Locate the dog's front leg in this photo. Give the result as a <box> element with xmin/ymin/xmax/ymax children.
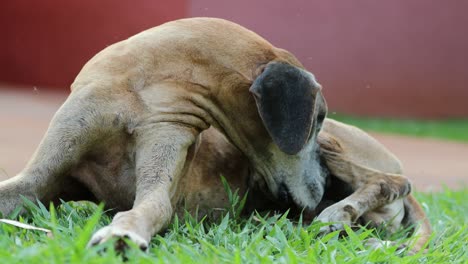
<box><xmin>88</xmin><ymin>124</ymin><xmax>196</xmax><ymax>250</ymax></box>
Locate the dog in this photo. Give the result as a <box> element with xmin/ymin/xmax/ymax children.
<box><xmin>0</xmin><ymin>17</ymin><xmax>430</xmax><ymax>252</ymax></box>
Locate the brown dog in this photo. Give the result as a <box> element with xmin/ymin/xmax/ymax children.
<box><xmin>0</xmin><ymin>18</ymin><xmax>430</xmax><ymax>252</ymax></box>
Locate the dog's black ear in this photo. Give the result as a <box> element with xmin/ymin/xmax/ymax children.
<box><xmin>250</xmin><ymin>62</ymin><xmax>319</xmax><ymax>155</ymax></box>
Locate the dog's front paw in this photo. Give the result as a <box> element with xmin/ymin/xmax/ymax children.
<box><xmin>316</xmin><ymin>202</ymin><xmax>358</xmax><ymax>235</ymax></box>
<box><xmin>88</xmin><ymin>225</ymin><xmax>149</xmax><ymax>252</ymax></box>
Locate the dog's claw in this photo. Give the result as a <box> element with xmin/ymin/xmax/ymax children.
<box><xmin>316</xmin><ymin>202</ymin><xmax>356</xmax><ymax>236</ymax></box>
<box><xmin>88</xmin><ymin>225</ymin><xmax>149</xmax><ymax>252</ymax></box>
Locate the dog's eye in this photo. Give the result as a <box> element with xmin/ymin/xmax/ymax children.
<box><xmin>307</xmin><ymin>111</ymin><xmax>326</xmax><ymax>141</ymax></box>
<box><xmin>317</xmin><ymin>111</ymin><xmax>326</xmax><ymax>125</ymax></box>
<box><xmin>315</xmin><ymin>111</ymin><xmax>326</xmax><ymax>132</ymax></box>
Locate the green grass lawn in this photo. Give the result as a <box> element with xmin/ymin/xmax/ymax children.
<box><xmin>0</xmin><ymin>188</ymin><xmax>466</xmax><ymax>263</ymax></box>
<box><xmin>1</xmin><ymin>117</ymin><xmax>466</xmax><ymax>263</ymax></box>
<box><xmin>330</xmin><ymin>114</ymin><xmax>468</xmax><ymax>142</ymax></box>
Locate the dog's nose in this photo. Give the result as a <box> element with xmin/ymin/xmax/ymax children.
<box><xmin>278</xmin><ymin>182</ymin><xmax>292</xmax><ymax>205</ymax></box>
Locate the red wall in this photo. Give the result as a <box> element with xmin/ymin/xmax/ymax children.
<box><xmin>191</xmin><ymin>0</ymin><xmax>468</xmax><ymax>118</ymax></box>
<box><xmin>0</xmin><ymin>0</ymin><xmax>187</xmax><ymax>88</ymax></box>
<box><xmin>1</xmin><ymin>1</ymin><xmax>467</xmax><ymax>118</ymax></box>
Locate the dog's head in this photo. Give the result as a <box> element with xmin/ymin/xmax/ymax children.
<box><xmin>245</xmin><ymin>60</ymin><xmax>328</xmax><ymax>210</ymax></box>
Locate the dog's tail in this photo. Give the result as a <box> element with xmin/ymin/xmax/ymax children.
<box><xmin>401</xmin><ymin>194</ymin><xmax>432</xmax><ymax>253</ymax></box>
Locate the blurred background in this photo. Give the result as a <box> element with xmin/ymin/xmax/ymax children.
<box><xmin>1</xmin><ymin>0</ymin><xmax>467</xmax><ymax>190</ymax></box>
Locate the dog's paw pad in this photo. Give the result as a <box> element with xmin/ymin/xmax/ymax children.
<box><xmin>88</xmin><ymin>225</ymin><xmax>149</xmax><ymax>252</ymax></box>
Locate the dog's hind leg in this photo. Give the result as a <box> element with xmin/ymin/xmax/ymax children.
<box><xmin>0</xmin><ymin>90</ymin><xmax>118</xmax><ymax>216</ymax></box>
<box><xmin>316</xmin><ymin>133</ymin><xmax>411</xmax><ymax>227</ymax></box>
<box><xmin>315</xmin><ymin>163</ymin><xmax>411</xmax><ymax>234</ymax></box>
<box><xmin>317</xmin><ymin>133</ymin><xmax>431</xmax><ymax>253</ymax></box>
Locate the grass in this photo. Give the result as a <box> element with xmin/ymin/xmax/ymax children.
<box><xmin>330</xmin><ymin>113</ymin><xmax>468</xmax><ymax>142</ymax></box>
<box><xmin>1</xmin><ymin>117</ymin><xmax>466</xmax><ymax>263</ymax></box>
<box><xmin>0</xmin><ymin>188</ymin><xmax>467</xmax><ymax>263</ymax></box>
